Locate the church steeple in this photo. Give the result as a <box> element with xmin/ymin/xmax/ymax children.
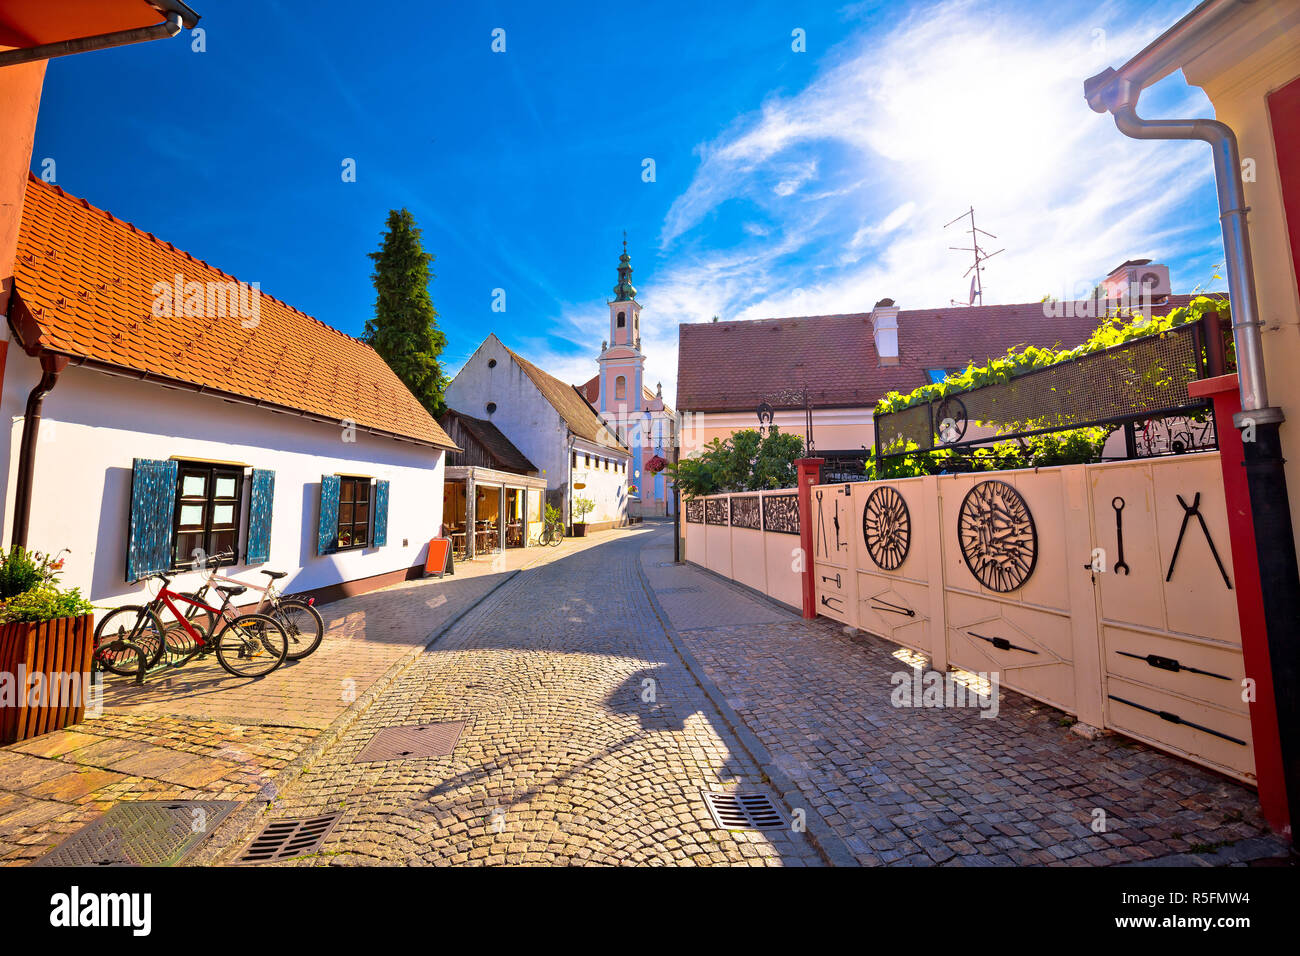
<box><xmin>613</xmin><ymin>233</ymin><xmax>638</xmax><ymax>302</ymax></box>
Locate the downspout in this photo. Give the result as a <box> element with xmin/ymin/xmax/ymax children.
<box><xmin>0</xmin><ymin>6</ymin><xmax>199</xmax><ymax>68</ymax></box>
<box><xmin>1087</xmin><ymin>0</ymin><xmax>1300</xmax><ymax>838</ymax></box>
<box><xmin>11</xmin><ymin>352</ymin><xmax>68</xmax><ymax>548</ymax></box>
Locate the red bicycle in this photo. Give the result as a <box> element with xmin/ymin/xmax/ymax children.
<box><xmin>94</xmin><ymin>570</ymin><xmax>288</xmax><ymax>678</ymax></box>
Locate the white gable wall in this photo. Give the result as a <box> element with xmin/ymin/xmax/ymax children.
<box><xmin>0</xmin><ymin>350</ymin><xmax>445</xmax><ymax>611</ymax></box>
<box><xmin>445</xmin><ymin>335</ymin><xmax>570</xmax><ymax>498</ymax></box>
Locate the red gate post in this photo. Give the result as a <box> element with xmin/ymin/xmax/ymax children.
<box><xmin>1189</xmin><ymin>373</ymin><xmax>1290</xmax><ymax>833</ymax></box>
<box><xmin>796</xmin><ymin>457</ymin><xmax>824</xmax><ymax>620</ymax></box>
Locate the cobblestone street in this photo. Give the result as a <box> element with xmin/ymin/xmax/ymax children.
<box><xmin>229</xmin><ymin>522</ymin><xmax>1284</xmax><ymax>867</ymax></box>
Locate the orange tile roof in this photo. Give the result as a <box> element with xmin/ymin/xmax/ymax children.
<box><xmin>10</xmin><ymin>176</ymin><xmax>456</xmax><ymax>450</ymax></box>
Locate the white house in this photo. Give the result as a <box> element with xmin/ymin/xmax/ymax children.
<box><xmin>445</xmin><ymin>334</ymin><xmax>631</xmax><ymax>531</ymax></box>
<box><xmin>0</xmin><ymin>176</ymin><xmax>458</xmax><ymax>610</ymax></box>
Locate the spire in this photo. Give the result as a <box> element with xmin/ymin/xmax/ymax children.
<box><xmin>613</xmin><ymin>231</ymin><xmax>638</xmax><ymax>302</ymax></box>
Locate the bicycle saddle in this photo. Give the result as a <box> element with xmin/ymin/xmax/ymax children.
<box><xmin>215</xmin><ymin>584</ymin><xmax>247</xmax><ymax>597</ymax></box>
<box><xmin>259</xmin><ymin>570</ymin><xmax>287</xmax><ymax>580</ymax></box>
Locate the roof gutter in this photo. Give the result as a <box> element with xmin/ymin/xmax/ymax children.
<box><xmin>1084</xmin><ymin>0</ymin><xmax>1272</xmax><ymax>419</ymax></box>
<box><xmin>0</xmin><ymin>3</ymin><xmax>200</xmax><ymax>68</ymax></box>
<box><xmin>1087</xmin><ymin>0</ymin><xmax>1300</xmax><ymax>839</ymax></box>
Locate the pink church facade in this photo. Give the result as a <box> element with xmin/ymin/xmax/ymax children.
<box><xmin>580</xmin><ymin>242</ymin><xmax>676</xmax><ymax>518</ymax></box>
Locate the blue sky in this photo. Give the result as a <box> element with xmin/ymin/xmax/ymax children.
<box><xmin>31</xmin><ymin>0</ymin><xmax>1224</xmax><ymax>402</ymax></box>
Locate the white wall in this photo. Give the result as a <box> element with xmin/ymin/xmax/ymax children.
<box><xmin>0</xmin><ymin>350</ymin><xmax>444</xmax><ymax>610</ymax></box>
<box><xmin>445</xmin><ymin>336</ymin><xmax>570</xmax><ymax>496</ymax></box>
<box><xmin>571</xmin><ymin>437</ymin><xmax>630</xmax><ymax>525</ymax></box>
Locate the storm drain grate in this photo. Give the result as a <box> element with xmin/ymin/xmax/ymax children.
<box><xmin>354</xmin><ymin>720</ymin><xmax>466</xmax><ymax>762</ymax></box>
<box><xmin>35</xmin><ymin>800</ymin><xmax>238</xmax><ymax>867</ymax></box>
<box><xmin>703</xmin><ymin>791</ymin><xmax>786</xmax><ymax>831</ymax></box>
<box><xmin>656</xmin><ymin>586</ymin><xmax>702</xmax><ymax>595</ymax></box>
<box><xmin>239</xmin><ymin>813</ymin><xmax>342</xmax><ymax>863</ymax></box>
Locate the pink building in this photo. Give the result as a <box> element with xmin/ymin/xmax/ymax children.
<box><xmin>579</xmin><ymin>241</ymin><xmax>676</xmax><ymax>518</ymax></box>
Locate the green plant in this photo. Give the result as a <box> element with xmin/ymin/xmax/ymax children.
<box><xmin>544</xmin><ymin>503</ymin><xmax>564</xmax><ymax>527</ymax></box>
<box><xmin>572</xmin><ymin>497</ymin><xmax>595</xmax><ymax>522</ymax></box>
<box><xmin>0</xmin><ymin>585</ymin><xmax>94</xmax><ymax>623</ymax></box>
<box><xmin>0</xmin><ymin>547</ymin><xmax>66</xmax><ymax>599</ymax></box>
<box><xmin>667</xmin><ymin>427</ymin><xmax>804</xmax><ymax>497</ymax></box>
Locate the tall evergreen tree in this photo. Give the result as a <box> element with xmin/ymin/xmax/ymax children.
<box><xmin>365</xmin><ymin>208</ymin><xmax>448</xmax><ymax>416</ymax></box>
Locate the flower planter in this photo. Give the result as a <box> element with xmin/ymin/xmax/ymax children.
<box><xmin>571</xmin><ymin>523</ymin><xmax>588</xmax><ymax>538</ymax></box>
<box><xmin>0</xmin><ymin>613</ymin><xmax>95</xmax><ymax>745</ymax></box>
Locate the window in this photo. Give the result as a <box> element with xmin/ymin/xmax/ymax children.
<box><xmin>572</xmin><ymin>452</ymin><xmax>578</xmax><ymax>467</ymax></box>
<box><xmin>615</xmin><ymin>375</ymin><xmax>626</xmax><ymax>400</ymax></box>
<box><xmin>617</xmin><ymin>311</ymin><xmax>626</xmax><ymax>328</ymax></box>
<box><xmin>173</xmin><ymin>462</ymin><xmax>242</xmax><ymax>567</ymax></box>
<box><xmin>926</xmin><ymin>369</ymin><xmax>949</xmax><ymax>384</ymax></box>
<box><xmin>486</xmin><ymin>402</ymin><xmax>497</xmax><ymax>414</ymax></box>
<box><xmin>488</xmin><ymin>358</ymin><xmax>497</xmax><ymax>368</ymax></box>
<box><xmin>585</xmin><ymin>454</ymin><xmax>590</xmax><ymax>466</ymax></box>
<box><xmin>337</xmin><ymin>477</ymin><xmax>371</xmax><ymax>549</ymax></box>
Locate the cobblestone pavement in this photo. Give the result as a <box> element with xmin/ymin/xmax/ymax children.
<box><xmin>0</xmin><ymin>530</ymin><xmax>633</xmax><ymax>865</ymax></box>
<box><xmin>641</xmin><ymin>534</ymin><xmax>1289</xmax><ymax>867</ymax></box>
<box><xmin>249</xmin><ymin>524</ymin><xmax>823</xmax><ymax>866</ymax></box>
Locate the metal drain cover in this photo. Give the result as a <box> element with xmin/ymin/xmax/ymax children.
<box><xmin>703</xmin><ymin>791</ymin><xmax>785</xmax><ymax>831</ymax></box>
<box><xmin>354</xmin><ymin>721</ymin><xmax>465</xmax><ymax>762</ymax></box>
<box><xmin>239</xmin><ymin>813</ymin><xmax>342</xmax><ymax>864</ymax></box>
<box><xmin>657</xmin><ymin>586</ymin><xmax>702</xmax><ymax>595</ymax></box>
<box><xmin>35</xmin><ymin>800</ymin><xmax>238</xmax><ymax>867</ymax></box>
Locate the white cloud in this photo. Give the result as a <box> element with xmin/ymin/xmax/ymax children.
<box><xmin>511</xmin><ymin>0</ymin><xmax>1222</xmax><ymax>406</ymax></box>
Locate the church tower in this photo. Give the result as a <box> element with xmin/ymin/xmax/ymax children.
<box><xmin>597</xmin><ymin>237</ymin><xmax>645</xmax><ymax>422</ymax></box>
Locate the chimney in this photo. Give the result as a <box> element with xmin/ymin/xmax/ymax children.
<box><xmin>870</xmin><ymin>298</ymin><xmax>900</xmax><ymax>366</ymax></box>
<box><xmin>1101</xmin><ymin>259</ymin><xmax>1171</xmax><ymax>306</ymax></box>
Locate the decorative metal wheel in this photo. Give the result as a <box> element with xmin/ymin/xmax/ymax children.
<box><xmin>957</xmin><ymin>479</ymin><xmax>1037</xmax><ymax>592</ymax></box>
<box><xmin>862</xmin><ymin>486</ymin><xmax>911</xmax><ymax>571</ymax></box>
<box><xmin>935</xmin><ymin>396</ymin><xmax>968</xmax><ymax>445</ymax></box>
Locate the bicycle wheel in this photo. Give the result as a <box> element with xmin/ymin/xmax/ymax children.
<box><xmin>273</xmin><ymin>599</ymin><xmax>324</xmax><ymax>661</ymax></box>
<box><xmin>172</xmin><ymin>593</ymin><xmax>215</xmax><ymax>641</ymax></box>
<box><xmin>214</xmin><ymin>612</ymin><xmax>287</xmax><ymax>678</ymax></box>
<box><xmin>94</xmin><ymin>606</ymin><xmax>165</xmax><ymax>676</ymax></box>
<box><xmin>548</xmin><ymin>524</ymin><xmax>563</xmax><ymax>547</ymax></box>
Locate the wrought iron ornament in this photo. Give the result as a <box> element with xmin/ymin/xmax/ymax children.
<box><xmin>762</xmin><ymin>494</ymin><xmax>800</xmax><ymax>535</ymax></box>
<box><xmin>685</xmin><ymin>499</ymin><xmax>704</xmax><ymax>524</ymax></box>
<box><xmin>935</xmin><ymin>396</ymin><xmax>968</xmax><ymax>445</ymax></box>
<box><xmin>862</xmin><ymin>485</ymin><xmax>911</xmax><ymax>570</ymax></box>
<box><xmin>1165</xmin><ymin>492</ymin><xmax>1231</xmax><ymax>589</ymax></box>
<box><xmin>705</xmin><ymin>498</ymin><xmax>729</xmax><ymax>526</ymax></box>
<box><xmin>957</xmin><ymin>479</ymin><xmax>1038</xmax><ymax>592</ymax></box>
<box><xmin>1111</xmin><ymin>496</ymin><xmax>1130</xmax><ymax>575</ymax></box>
<box><xmin>730</xmin><ymin>495</ymin><xmax>761</xmax><ymax>530</ymax></box>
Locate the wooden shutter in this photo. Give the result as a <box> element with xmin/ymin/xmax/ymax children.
<box><xmin>245</xmin><ymin>469</ymin><xmax>275</xmax><ymax>564</ymax></box>
<box><xmin>126</xmin><ymin>458</ymin><xmax>178</xmax><ymax>581</ymax></box>
<box><xmin>373</xmin><ymin>479</ymin><xmax>390</xmax><ymax>547</ymax></box>
<box><xmin>317</xmin><ymin>475</ymin><xmax>340</xmax><ymax>555</ymax></box>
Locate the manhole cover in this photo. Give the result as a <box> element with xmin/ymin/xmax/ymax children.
<box><xmin>656</xmin><ymin>586</ymin><xmax>702</xmax><ymax>595</ymax></box>
<box><xmin>239</xmin><ymin>813</ymin><xmax>342</xmax><ymax>864</ymax></box>
<box><xmin>35</xmin><ymin>800</ymin><xmax>238</xmax><ymax>867</ymax></box>
<box><xmin>703</xmin><ymin>791</ymin><xmax>785</xmax><ymax>831</ymax></box>
<box><xmin>354</xmin><ymin>721</ymin><xmax>466</xmax><ymax>762</ymax></box>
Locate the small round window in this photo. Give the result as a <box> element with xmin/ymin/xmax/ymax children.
<box><xmin>488</xmin><ymin>358</ymin><xmax>497</xmax><ymax>368</ymax></box>
<box><xmin>486</xmin><ymin>402</ymin><xmax>497</xmax><ymax>414</ymax></box>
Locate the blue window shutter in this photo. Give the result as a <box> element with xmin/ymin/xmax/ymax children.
<box><xmin>126</xmin><ymin>458</ymin><xmax>178</xmax><ymax>581</ymax></box>
<box><xmin>373</xmin><ymin>480</ymin><xmax>390</xmax><ymax>547</ymax></box>
<box><xmin>245</xmin><ymin>469</ymin><xmax>275</xmax><ymax>564</ymax></box>
<box><xmin>317</xmin><ymin>475</ymin><xmax>340</xmax><ymax>555</ymax></box>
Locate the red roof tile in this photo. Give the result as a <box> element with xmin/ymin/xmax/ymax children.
<box><xmin>675</xmin><ymin>296</ymin><xmax>1198</xmax><ymax>412</ymax></box>
<box><xmin>11</xmin><ymin>176</ymin><xmax>456</xmax><ymax>450</ymax></box>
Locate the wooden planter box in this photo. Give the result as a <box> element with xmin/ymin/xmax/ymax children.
<box><xmin>0</xmin><ymin>613</ymin><xmax>95</xmax><ymax>745</ymax></box>
<box><xmin>571</xmin><ymin>523</ymin><xmax>588</xmax><ymax>538</ymax></box>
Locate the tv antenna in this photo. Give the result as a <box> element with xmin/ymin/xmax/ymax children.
<box><xmin>945</xmin><ymin>206</ymin><xmax>1004</xmax><ymax>306</ymax></box>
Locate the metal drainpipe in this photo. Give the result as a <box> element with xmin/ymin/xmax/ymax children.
<box><xmin>11</xmin><ymin>352</ymin><xmax>67</xmax><ymax>549</ymax></box>
<box><xmin>1087</xmin><ymin>17</ymin><xmax>1300</xmax><ymax>834</ymax></box>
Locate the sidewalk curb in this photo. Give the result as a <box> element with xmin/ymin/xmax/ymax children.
<box><xmin>192</xmin><ymin>566</ymin><xmax>524</xmax><ymax>866</ymax></box>
<box><xmin>635</xmin><ymin>531</ymin><xmax>860</xmax><ymax>868</ymax></box>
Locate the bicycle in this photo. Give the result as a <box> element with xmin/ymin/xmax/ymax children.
<box><xmin>538</xmin><ymin>513</ymin><xmax>566</xmax><ymax>548</ymax></box>
<box><xmin>94</xmin><ymin>571</ymin><xmax>288</xmax><ymax>678</ymax></box>
<box><xmin>178</xmin><ymin>557</ymin><xmax>324</xmax><ymax>661</ymax></box>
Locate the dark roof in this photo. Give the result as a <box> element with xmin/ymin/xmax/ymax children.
<box><xmin>675</xmin><ymin>296</ymin><xmax>1199</xmax><ymax>412</ymax></box>
<box><xmin>505</xmin><ymin>347</ymin><xmax>628</xmax><ymax>450</ymax></box>
<box><xmin>440</xmin><ymin>409</ymin><xmax>538</xmax><ymax>473</ymax></box>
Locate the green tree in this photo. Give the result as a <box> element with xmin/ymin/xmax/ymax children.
<box><xmin>365</xmin><ymin>209</ymin><xmax>448</xmax><ymax>416</ymax></box>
